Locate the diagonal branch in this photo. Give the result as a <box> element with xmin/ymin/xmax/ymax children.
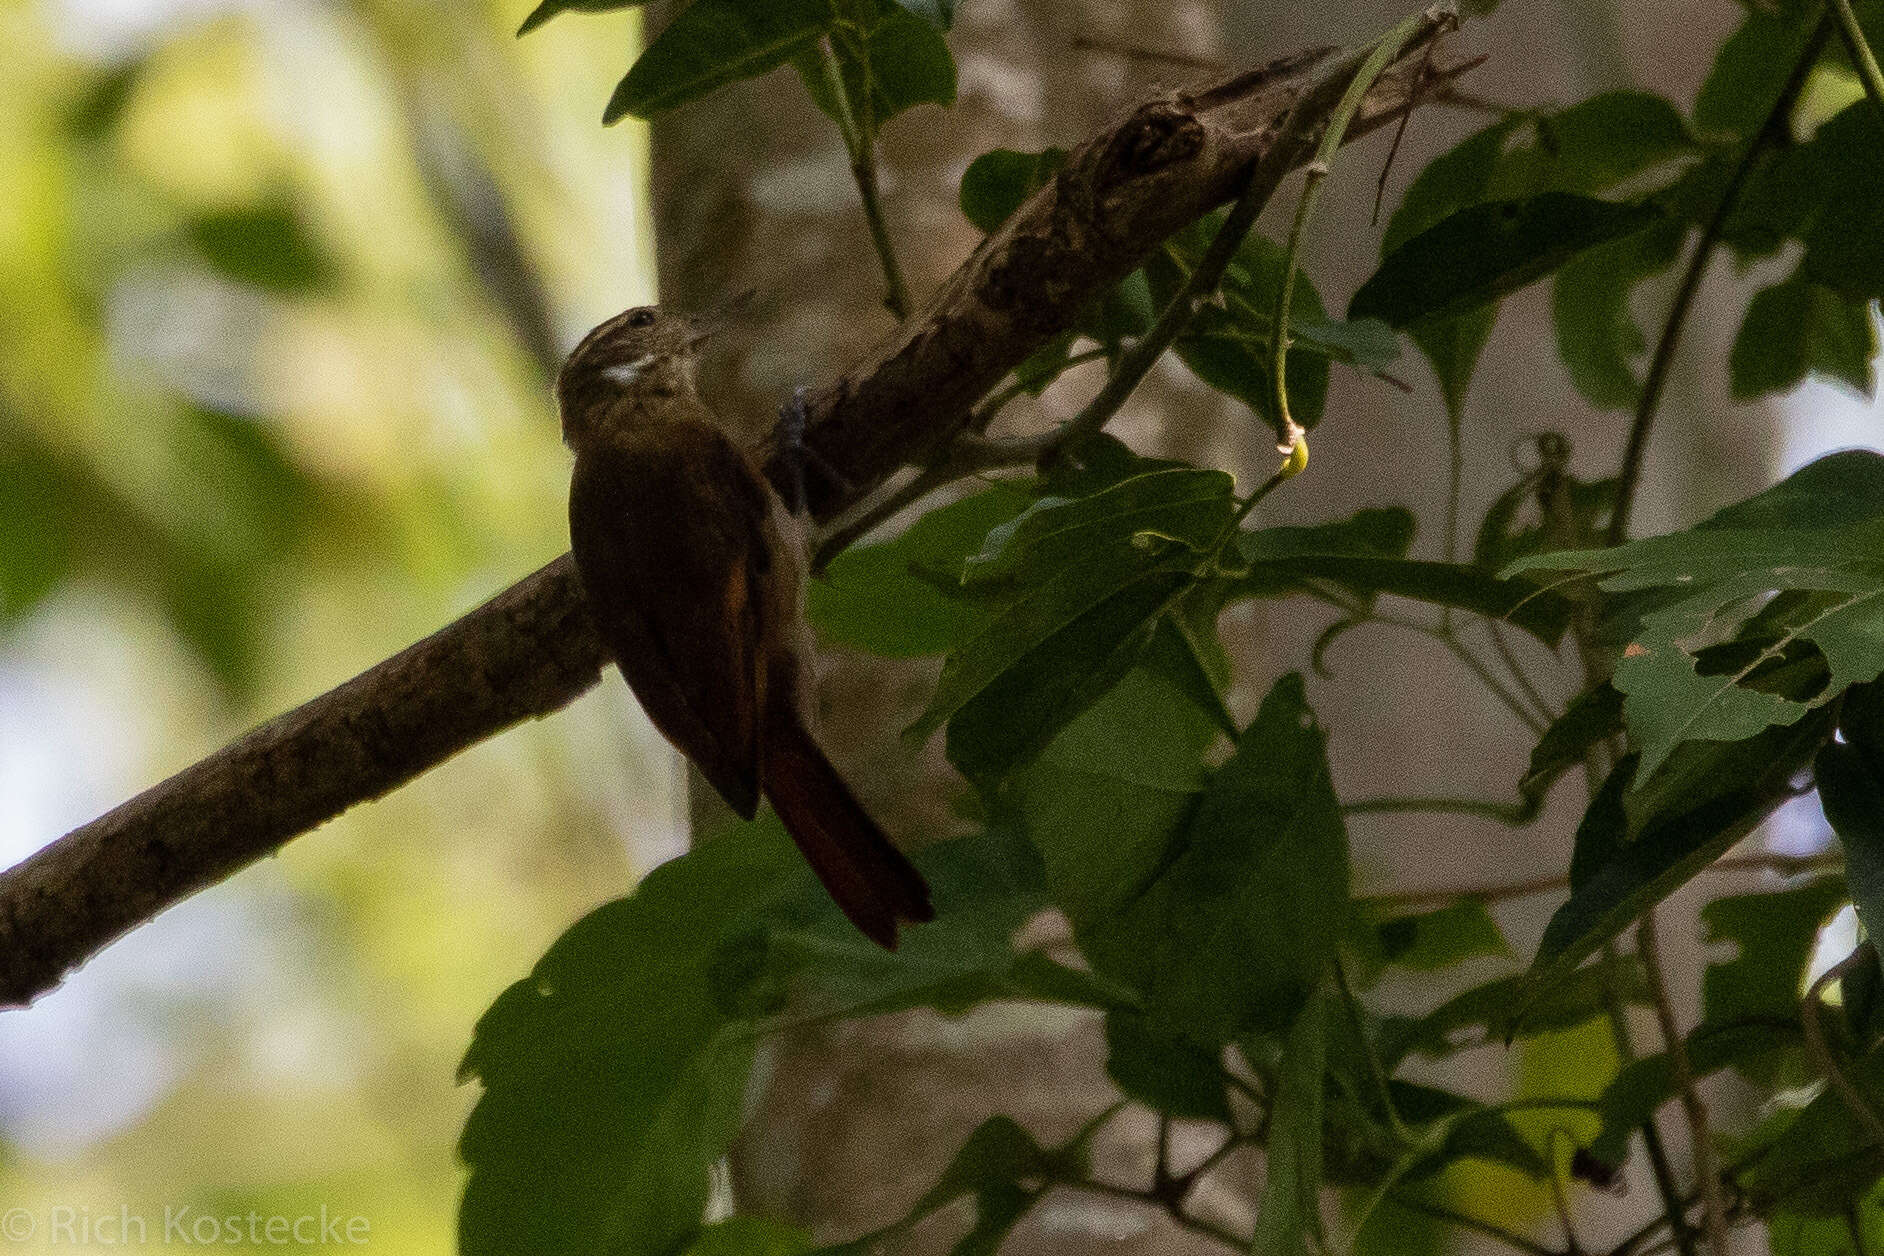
<box><xmin>0</xmin><ymin>15</ymin><xmax>1470</xmax><ymax>1010</ymax></box>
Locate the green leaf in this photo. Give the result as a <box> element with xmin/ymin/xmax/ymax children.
<box><xmin>1507</xmin><ymin>452</ymin><xmax>1884</xmax><ymax>776</ymax></box>
<box><xmin>516</xmin><ymin>0</ymin><xmax>646</xmax><ymax>37</ymax></box>
<box><xmin>1743</xmin><ymin>1046</ymin><xmax>1884</xmax><ymax>1214</ymax></box>
<box><xmin>1144</xmin><ymin>221</ymin><xmax>1336</xmax><ymax>430</ymax></box>
<box><xmin>1702</xmin><ymin>878</ymin><xmax>1849</xmax><ymax>1031</ymax></box>
<box><xmin>1251</xmin><ymin>988</ymin><xmax>1331</xmax><ymax>1256</ymax></box>
<box><xmin>1731</xmin><ymin>271</ymin><xmax>1879</xmax><ymax>400</ymax></box>
<box><xmin>458</xmin><ymin>825</ymin><xmax>803</xmax><ymax>1256</ymax></box>
<box><xmin>1365</xmin><ymin>901</ymin><xmax>1509</xmax><ymax>971</ymax></box>
<box><xmin>1519</xmin><ymin>682</ymin><xmax>1625</xmax><ymax>815</ymax></box>
<box><xmin>797</xmin><ymin>3</ymin><xmax>956</xmax><ymax>128</ymax></box>
<box><xmin>1587</xmin><ymin>1020</ymin><xmax>1797</xmax><ymax>1167</ymax></box>
<box><xmin>1380</xmin><ymin>952</ymin><xmax>1649</xmax><ymax>1064</ymax></box>
<box><xmin>1513</xmin><ymin>91</ymin><xmax>1698</xmax><ymax>194</ymax></box>
<box><xmin>1235</xmin><ymin>516</ymin><xmax>1572</xmax><ymax>646</ymax></box>
<box><xmin>809</xmin><ymin>484</ymin><xmax>1033</xmax><ymax>657</ymax></box>
<box><xmin>186</xmin><ymin>203</ymin><xmax>337</xmax><ymax>294</ymax></box>
<box><xmin>1351</xmin><ymin>195</ymin><xmax>1667</xmax><ymax>330</ymax></box>
<box><xmin>963</xmin><ymin>468</ymin><xmax>1234</xmax><ymax>586</ymax></box>
<box><xmin>1820</xmin><ymin>742</ymin><xmax>1884</xmax><ymax>947</ymax></box>
<box><xmin>1797</xmin><ymin>105</ymin><xmax>1884</xmax><ymax>299</ymax></box>
<box><xmin>684</xmin><ymin>1218</ymin><xmax>812</xmax><ymax>1256</ymax></box>
<box><xmin>1104</xmin><ymin>1011</ymin><xmax>1232</xmax><ymax>1122</ymax></box>
<box><xmin>1552</xmin><ymin>218</ymin><xmax>1685</xmax><ymax>409</ymax></box>
<box><xmin>958</xmin><ymin>147</ymin><xmax>1066</xmax><ymax>233</ymax></box>
<box><xmin>1075</xmin><ymin>674</ymin><xmax>1351</xmax><ymax>1043</ymax></box>
<box><xmin>1523</xmin><ymin>713</ymin><xmax>1835</xmax><ymax>1009</ymax></box>
<box><xmin>1695</xmin><ymin>5</ymin><xmax>1823</xmax><ymax>139</ymax></box>
<box><xmin>606</xmin><ymin>0</ymin><xmax>832</xmax><ymax>121</ymax></box>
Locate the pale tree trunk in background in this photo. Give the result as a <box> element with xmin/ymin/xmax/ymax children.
<box><xmin>650</xmin><ymin>1</ymin><xmax>1251</xmax><ymax>1249</ymax></box>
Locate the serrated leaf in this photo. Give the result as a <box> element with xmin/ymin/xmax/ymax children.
<box><xmin>1731</xmin><ymin>270</ymin><xmax>1879</xmax><ymax>400</ymax></box>
<box><xmin>1351</xmin><ymin>195</ymin><xmax>1666</xmax><ymax>330</ymax></box>
<box><xmin>1507</xmin><ymin>452</ymin><xmax>1884</xmax><ymax>776</ymax></box>
<box><xmin>516</xmin><ymin>0</ymin><xmax>645</xmax><ymax>37</ymax></box>
<box><xmin>606</xmin><ymin>0</ymin><xmax>831</xmax><ymax>121</ymax></box>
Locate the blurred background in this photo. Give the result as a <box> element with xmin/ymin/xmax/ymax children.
<box><xmin>0</xmin><ymin>0</ymin><xmax>1874</xmax><ymax>1251</ymax></box>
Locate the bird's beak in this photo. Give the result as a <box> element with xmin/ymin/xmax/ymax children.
<box><xmin>687</xmin><ymin>288</ymin><xmax>757</xmax><ymax>347</ymax></box>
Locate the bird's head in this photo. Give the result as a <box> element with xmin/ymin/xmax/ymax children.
<box><xmin>555</xmin><ymin>297</ymin><xmax>745</xmax><ymax>446</ymax></box>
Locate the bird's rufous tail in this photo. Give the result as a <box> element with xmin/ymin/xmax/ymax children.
<box><xmin>762</xmin><ymin>715</ymin><xmax>933</xmax><ymax>949</ymax></box>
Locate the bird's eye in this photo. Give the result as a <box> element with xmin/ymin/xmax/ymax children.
<box><xmin>627</xmin><ymin>309</ymin><xmax>657</xmax><ymax>329</ymax></box>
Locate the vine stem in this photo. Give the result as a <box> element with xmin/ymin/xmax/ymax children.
<box><xmin>1269</xmin><ymin>6</ymin><xmax>1448</xmax><ymax>453</ymax></box>
<box><xmin>816</xmin><ymin>38</ymin><xmax>911</xmax><ymax>320</ymax></box>
<box><xmin>1369</xmin><ymin>852</ymin><xmax>1839</xmax><ymax>907</ymax></box>
<box><xmin>1829</xmin><ymin>0</ymin><xmax>1884</xmax><ymax>119</ymax></box>
<box><xmin>1606</xmin><ymin>12</ymin><xmax>1832</xmax><ymax>545</ymax></box>
<box><xmin>1638</xmin><ymin>910</ymin><xmax>1730</xmax><ymax>1256</ymax></box>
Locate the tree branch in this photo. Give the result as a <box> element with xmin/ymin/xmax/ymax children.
<box><xmin>0</xmin><ymin>18</ymin><xmax>1470</xmax><ymax>1009</ymax></box>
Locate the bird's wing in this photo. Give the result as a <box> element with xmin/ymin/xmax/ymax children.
<box><xmin>568</xmin><ymin>425</ymin><xmax>776</xmax><ymax>818</ymax></box>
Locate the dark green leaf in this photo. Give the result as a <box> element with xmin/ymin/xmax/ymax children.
<box><xmin>1364</xmin><ymin>900</ymin><xmax>1509</xmax><ymax>971</ymax></box>
<box><xmin>1512</xmin><ymin>91</ymin><xmax>1698</xmax><ymax>194</ymax></box>
<box><xmin>958</xmin><ymin>147</ymin><xmax>1065</xmax><ymax>233</ymax></box>
<box><xmin>1743</xmin><ymin>1047</ymin><xmax>1884</xmax><ymax>1214</ymax></box>
<box><xmin>1076</xmin><ymin>675</ymin><xmax>1351</xmax><ymax>1043</ymax></box>
<box><xmin>1552</xmin><ymin>218</ymin><xmax>1685</xmax><ymax>409</ymax></box>
<box><xmin>1380</xmin><ymin>952</ymin><xmax>1649</xmax><ymax>1064</ymax></box>
<box><xmin>1800</xmin><ymin>105</ymin><xmax>1884</xmax><ymax>299</ymax></box>
<box><xmin>917</xmin><ymin>543</ymin><xmax>1201</xmax><ymax>774</ymax></box>
<box><xmin>1694</xmin><ymin>6</ymin><xmax>1822</xmax><ymax>139</ymax></box>
<box><xmin>516</xmin><ymin>0</ymin><xmax>646</xmax><ymax>37</ymax></box>
<box><xmin>963</xmin><ymin>468</ymin><xmax>1234</xmax><ymax>586</ymax></box>
<box><xmin>1351</xmin><ymin>195</ymin><xmax>1666</xmax><ymax>330</ymax></box>
<box><xmin>606</xmin><ymin>0</ymin><xmax>831</xmax><ymax>121</ymax></box>
<box><xmin>1519</xmin><ymin>682</ymin><xmax>1625</xmax><ymax>815</ymax></box>
<box><xmin>1523</xmin><ymin>713</ymin><xmax>1835</xmax><ymax>1009</ymax></box>
<box><xmin>187</xmin><ymin>203</ymin><xmax>337</xmax><ymax>294</ymax></box>
<box><xmin>684</xmin><ymin>1218</ymin><xmax>812</xmax><ymax>1256</ymax></box>
<box><xmin>1702</xmin><ymin>878</ymin><xmax>1848</xmax><ymax>1030</ymax></box>
<box><xmin>1251</xmin><ymin>989</ymin><xmax>1331</xmax><ymax>1256</ymax></box>
<box><xmin>1732</xmin><ymin>271</ymin><xmax>1879</xmax><ymax>400</ymax></box>
<box><xmin>1236</xmin><ymin>518</ymin><xmax>1572</xmax><ymax>646</ymax></box>
<box><xmin>1104</xmin><ymin>1011</ymin><xmax>1232</xmax><ymax>1122</ymax></box>
<box><xmin>1587</xmin><ymin>1020</ymin><xmax>1797</xmax><ymax>1167</ymax></box>
<box><xmin>1821</xmin><ymin>743</ymin><xmax>1884</xmax><ymax>946</ymax></box>
<box><xmin>1507</xmin><ymin>452</ymin><xmax>1884</xmax><ymax>775</ymax></box>
<box><xmin>809</xmin><ymin>484</ymin><xmax>1033</xmax><ymax>657</ymax></box>
<box><xmin>1144</xmin><ymin>221</ymin><xmax>1334</xmax><ymax>429</ymax></box>
<box><xmin>458</xmin><ymin>826</ymin><xmax>803</xmax><ymax>1256</ymax></box>
<box><xmin>798</xmin><ymin>3</ymin><xmax>956</xmax><ymax>127</ymax></box>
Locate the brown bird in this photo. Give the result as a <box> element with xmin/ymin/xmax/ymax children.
<box><xmin>557</xmin><ymin>302</ymin><xmax>934</xmax><ymax>948</ymax></box>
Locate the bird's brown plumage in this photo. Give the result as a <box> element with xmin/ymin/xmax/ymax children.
<box><xmin>560</xmin><ymin>303</ymin><xmax>933</xmax><ymax>947</ymax></box>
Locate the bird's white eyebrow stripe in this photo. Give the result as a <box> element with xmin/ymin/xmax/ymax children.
<box><xmin>601</xmin><ymin>354</ymin><xmax>658</xmax><ymax>386</ymax></box>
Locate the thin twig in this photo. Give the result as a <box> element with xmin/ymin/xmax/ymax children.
<box><xmin>1801</xmin><ymin>942</ymin><xmax>1884</xmax><ymax>1146</ymax></box>
<box><xmin>1638</xmin><ymin>910</ymin><xmax>1730</xmax><ymax>1256</ymax></box>
<box><xmin>1607</xmin><ymin>13</ymin><xmax>1832</xmax><ymax>545</ymax></box>
<box><xmin>1485</xmin><ymin>619</ymin><xmax>1561</xmax><ymax>724</ymax></box>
